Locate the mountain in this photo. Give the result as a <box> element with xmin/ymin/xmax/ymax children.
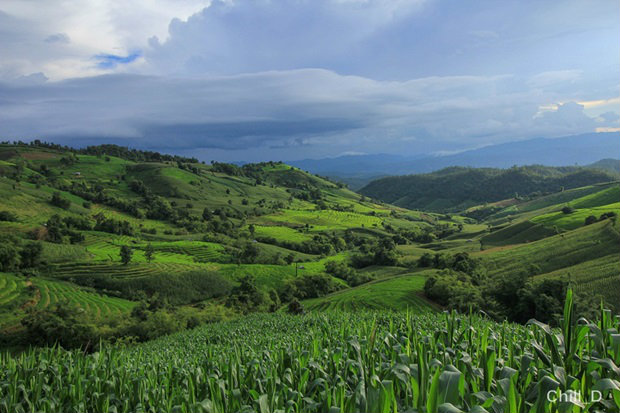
<box><xmin>290</xmin><ymin>132</ymin><xmax>619</xmax><ymax>188</ymax></box>
<box><xmin>360</xmin><ymin>164</ymin><xmax>618</xmax><ymax>212</ymax></box>
<box><xmin>588</xmin><ymin>158</ymin><xmax>620</xmax><ymax>174</ymax></box>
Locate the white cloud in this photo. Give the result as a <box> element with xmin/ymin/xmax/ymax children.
<box><xmin>0</xmin><ymin>0</ymin><xmax>211</xmax><ymax>80</ymax></box>
<box><xmin>144</xmin><ymin>0</ymin><xmax>427</xmax><ymax>76</ymax></box>
<box><xmin>0</xmin><ymin>69</ymin><xmax>610</xmax><ymax>158</ymax></box>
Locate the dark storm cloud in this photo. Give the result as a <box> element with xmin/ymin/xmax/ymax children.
<box><xmin>1</xmin><ymin>69</ymin><xmax>614</xmax><ymax>156</ymax></box>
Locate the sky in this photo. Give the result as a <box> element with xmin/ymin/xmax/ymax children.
<box><xmin>0</xmin><ymin>0</ymin><xmax>618</xmax><ymax>161</ymax></box>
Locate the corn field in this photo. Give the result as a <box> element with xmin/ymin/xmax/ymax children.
<box><xmin>1</xmin><ymin>290</ymin><xmax>619</xmax><ymax>412</ymax></box>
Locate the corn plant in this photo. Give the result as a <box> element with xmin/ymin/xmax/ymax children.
<box><xmin>1</xmin><ymin>289</ymin><xmax>619</xmax><ymax>412</ymax></box>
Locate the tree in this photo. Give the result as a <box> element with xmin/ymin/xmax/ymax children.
<box><xmin>287</xmin><ymin>299</ymin><xmax>305</xmax><ymax>314</ymax></box>
<box><xmin>248</xmin><ymin>224</ymin><xmax>255</xmax><ymax>237</ymax></box>
<box><xmin>584</xmin><ymin>215</ymin><xmax>597</xmax><ymax>226</ymax></box>
<box><xmin>120</xmin><ymin>245</ymin><xmax>133</xmax><ymax>265</ymax></box>
<box><xmin>20</xmin><ymin>242</ymin><xmax>43</xmax><ymax>268</ymax></box>
<box><xmin>50</xmin><ymin>192</ymin><xmax>71</xmax><ymax>209</ymax></box>
<box><xmin>561</xmin><ymin>206</ymin><xmax>574</xmax><ymax>214</ymax></box>
<box><xmin>239</xmin><ymin>242</ymin><xmax>260</xmax><ymax>263</ymax></box>
<box><xmin>145</xmin><ymin>243</ymin><xmax>155</xmax><ymax>263</ymax></box>
<box><xmin>0</xmin><ymin>243</ymin><xmax>20</xmax><ymax>271</ymax></box>
<box><xmin>202</xmin><ymin>207</ymin><xmax>212</xmax><ymax>221</ymax></box>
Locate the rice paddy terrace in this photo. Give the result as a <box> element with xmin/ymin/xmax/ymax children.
<box><xmin>0</xmin><ymin>144</ymin><xmax>618</xmax><ymax>328</ymax></box>
<box><xmin>0</xmin><ymin>143</ymin><xmax>459</xmax><ymax>335</ymax></box>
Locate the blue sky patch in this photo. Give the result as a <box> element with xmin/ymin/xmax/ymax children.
<box><xmin>95</xmin><ymin>52</ymin><xmax>141</xmax><ymax>69</ymax></box>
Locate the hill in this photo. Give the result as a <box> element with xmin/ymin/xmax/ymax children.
<box><xmin>588</xmin><ymin>158</ymin><xmax>620</xmax><ymax>174</ymax></box>
<box><xmin>1</xmin><ymin>141</ymin><xmax>619</xmax><ymax>413</ymax></box>
<box><xmin>0</xmin><ymin>141</ymin><xmax>617</xmax><ymax>350</ymax></box>
<box><xmin>0</xmin><ymin>142</ymin><xmax>463</xmax><ymax>345</ymax></box>
<box><xmin>360</xmin><ymin>164</ymin><xmax>617</xmax><ymax>212</ymax></box>
<box><xmin>290</xmin><ymin>132</ymin><xmax>620</xmax><ymax>186</ymax></box>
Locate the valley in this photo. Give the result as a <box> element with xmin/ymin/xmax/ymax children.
<box><xmin>0</xmin><ymin>142</ymin><xmax>619</xmax><ymax>412</ymax></box>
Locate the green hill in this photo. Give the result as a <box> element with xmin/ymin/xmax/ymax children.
<box><xmin>360</xmin><ymin>164</ymin><xmax>616</xmax><ymax>212</ymax></box>
<box><xmin>303</xmin><ymin>270</ymin><xmax>438</xmax><ymax>312</ymax></box>
<box><xmin>0</xmin><ymin>142</ymin><xmax>459</xmax><ymax>342</ymax></box>
<box><xmin>1</xmin><ymin>142</ymin><xmax>618</xmax><ymax>350</ymax></box>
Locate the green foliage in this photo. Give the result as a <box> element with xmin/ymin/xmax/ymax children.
<box><xmin>119</xmin><ymin>245</ymin><xmax>133</xmax><ymax>265</ymax></box>
<box><xmin>4</xmin><ymin>290</ymin><xmax>618</xmax><ymax>413</ymax></box>
<box><xmin>0</xmin><ymin>211</ymin><xmax>18</xmax><ymax>222</ymax></box>
<box><xmin>362</xmin><ymin>165</ymin><xmax>616</xmax><ymax>212</ymax></box>
<box><xmin>226</xmin><ymin>275</ymin><xmax>272</xmax><ymax>314</ymax></box>
<box><xmin>144</xmin><ymin>243</ymin><xmax>154</xmax><ymax>263</ymax></box>
<box><xmin>21</xmin><ymin>301</ymin><xmax>101</xmax><ymax>351</ymax></box>
<box><xmin>50</xmin><ymin>191</ymin><xmax>71</xmax><ymax>209</ymax></box>
<box><xmin>280</xmin><ymin>273</ymin><xmax>341</xmax><ymax>301</ymax></box>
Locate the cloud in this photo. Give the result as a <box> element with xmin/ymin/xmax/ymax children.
<box><xmin>44</xmin><ymin>33</ymin><xmax>70</xmax><ymax>44</ymax></box>
<box><xmin>145</xmin><ymin>0</ymin><xmax>427</xmax><ymax>76</ymax></box>
<box><xmin>533</xmin><ymin>102</ymin><xmax>597</xmax><ymax>135</ymax></box>
<box><xmin>0</xmin><ymin>69</ymin><xmax>611</xmax><ymax>159</ymax></box>
<box><xmin>0</xmin><ymin>1</ymin><xmax>210</xmax><ymax>80</ymax></box>
<box><xmin>0</xmin><ymin>0</ymin><xmax>617</xmax><ymax>161</ymax></box>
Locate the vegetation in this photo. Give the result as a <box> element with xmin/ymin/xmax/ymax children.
<box><xmin>2</xmin><ymin>290</ymin><xmax>620</xmax><ymax>413</ymax></box>
<box><xmin>361</xmin><ymin>165</ymin><xmax>616</xmax><ymax>212</ymax></box>
<box><xmin>0</xmin><ymin>142</ymin><xmax>618</xmax><ymax>411</ymax></box>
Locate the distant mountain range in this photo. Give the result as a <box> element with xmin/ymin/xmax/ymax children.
<box><xmin>289</xmin><ymin>132</ymin><xmax>619</xmax><ymax>189</ymax></box>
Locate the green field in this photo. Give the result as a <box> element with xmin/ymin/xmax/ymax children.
<box><xmin>2</xmin><ymin>293</ymin><xmax>619</xmax><ymax>413</ymax></box>
<box><xmin>304</xmin><ymin>271</ymin><xmax>437</xmax><ymax>312</ymax></box>
<box><xmin>33</xmin><ymin>278</ymin><xmax>135</xmax><ymax>317</ymax></box>
<box><xmin>531</xmin><ymin>202</ymin><xmax>620</xmax><ymax>230</ymax></box>
<box><xmin>258</xmin><ymin>209</ymin><xmax>384</xmax><ymax>230</ymax></box>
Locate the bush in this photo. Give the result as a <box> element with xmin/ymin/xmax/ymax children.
<box><xmin>0</xmin><ymin>211</ymin><xmax>18</xmax><ymax>222</ymax></box>
<box><xmin>21</xmin><ymin>301</ymin><xmax>102</xmax><ymax>351</ymax></box>
<box><xmin>287</xmin><ymin>299</ymin><xmax>305</xmax><ymax>314</ymax></box>
<box><xmin>561</xmin><ymin>206</ymin><xmax>574</xmax><ymax>214</ymax></box>
<box><xmin>0</xmin><ymin>243</ymin><xmax>20</xmax><ymax>271</ymax></box>
<box><xmin>50</xmin><ymin>192</ymin><xmax>71</xmax><ymax>209</ymax></box>
<box><xmin>226</xmin><ymin>275</ymin><xmax>272</xmax><ymax>314</ymax></box>
<box><xmin>280</xmin><ymin>273</ymin><xmax>341</xmax><ymax>301</ymax></box>
<box><xmin>584</xmin><ymin>215</ymin><xmax>597</xmax><ymax>225</ymax></box>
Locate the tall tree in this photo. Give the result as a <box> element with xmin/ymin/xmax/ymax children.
<box><xmin>120</xmin><ymin>245</ymin><xmax>133</xmax><ymax>265</ymax></box>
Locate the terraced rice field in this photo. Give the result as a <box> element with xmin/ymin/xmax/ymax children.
<box><xmin>0</xmin><ymin>273</ymin><xmax>27</xmax><ymax>306</ymax></box>
<box><xmin>145</xmin><ymin>241</ymin><xmax>228</xmax><ymax>263</ymax></box>
<box><xmin>33</xmin><ymin>278</ymin><xmax>135</xmax><ymax>317</ymax></box>
<box><xmin>304</xmin><ymin>272</ymin><xmax>436</xmax><ymax>312</ymax></box>
<box><xmin>50</xmin><ymin>261</ymin><xmax>211</xmax><ymax>281</ymax></box>
<box><xmin>251</xmin><ymin>224</ymin><xmax>312</xmax><ymax>243</ymax></box>
<box><xmin>83</xmin><ymin>234</ymin><xmax>228</xmax><ymax>264</ymax></box>
<box><xmin>260</xmin><ymin>209</ymin><xmax>383</xmax><ymax>230</ymax></box>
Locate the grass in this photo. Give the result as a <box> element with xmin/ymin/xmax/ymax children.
<box><xmin>0</xmin><ymin>273</ymin><xmax>28</xmax><ymax>308</ymax></box>
<box><xmin>258</xmin><ymin>209</ymin><xmax>384</xmax><ymax>230</ymax></box>
<box><xmin>251</xmin><ymin>224</ymin><xmax>313</xmax><ymax>243</ymax></box>
<box><xmin>481</xmin><ymin>220</ymin><xmax>556</xmax><ymax>246</ymax></box>
<box><xmin>303</xmin><ymin>270</ymin><xmax>437</xmax><ymax>312</ymax></box>
<box><xmin>531</xmin><ymin>202</ymin><xmax>620</xmax><ymax>230</ymax></box>
<box><xmin>479</xmin><ymin>219</ymin><xmax>620</xmax><ymax>281</ymax></box>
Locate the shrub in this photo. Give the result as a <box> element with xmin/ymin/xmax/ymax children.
<box><xmin>561</xmin><ymin>206</ymin><xmax>574</xmax><ymax>214</ymax></box>
<box><xmin>50</xmin><ymin>192</ymin><xmax>71</xmax><ymax>209</ymax></box>
<box><xmin>0</xmin><ymin>211</ymin><xmax>18</xmax><ymax>222</ymax></box>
